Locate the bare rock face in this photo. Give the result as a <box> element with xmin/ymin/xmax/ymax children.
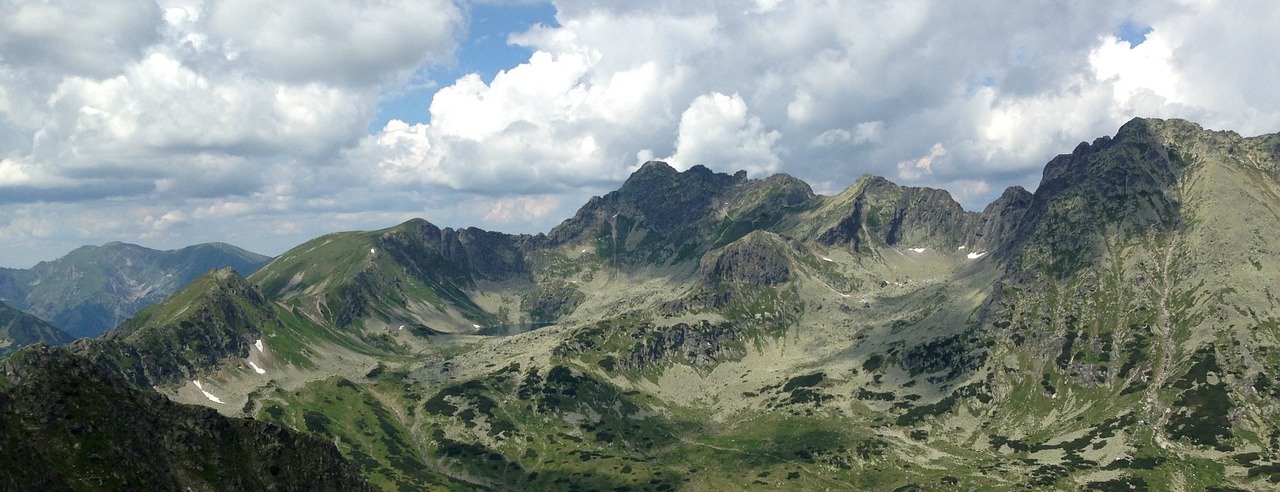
<box><xmin>522</xmin><ymin>280</ymin><xmax>586</xmax><ymax>323</ymax></box>
<box><xmin>700</xmin><ymin>230</ymin><xmax>795</xmax><ymax>288</ymax></box>
<box><xmin>965</xmin><ymin>185</ymin><xmax>1034</xmax><ymax>254</ymax></box>
<box><xmin>546</xmin><ymin>161</ymin><xmax>818</xmax><ymax>268</ymax></box>
<box><xmin>621</xmin><ymin>321</ymin><xmax>742</xmax><ymax>371</ymax></box>
<box><xmin>375</xmin><ymin>219</ymin><xmax>533</xmax><ymax>287</ymax></box>
<box><xmin>818</xmin><ymin>176</ymin><xmax>975</xmax><ymax>252</ymax></box>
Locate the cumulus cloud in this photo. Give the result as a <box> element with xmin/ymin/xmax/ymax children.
<box><xmin>0</xmin><ymin>0</ymin><xmax>162</xmax><ymax>77</ymax></box>
<box><xmin>665</xmin><ymin>92</ymin><xmax>781</xmax><ymax>176</ymax></box>
<box><xmin>4</xmin><ymin>0</ymin><xmax>1280</xmax><ymax>267</ymax></box>
<box><xmin>897</xmin><ymin>143</ymin><xmax>947</xmax><ymax>181</ymax></box>
<box><xmin>0</xmin><ymin>0</ymin><xmax>462</xmax><ymax>204</ymax></box>
<box><xmin>810</xmin><ymin>121</ymin><xmax>884</xmax><ymax>148</ymax></box>
<box><xmin>204</xmin><ymin>0</ymin><xmax>461</xmax><ymax>85</ymax></box>
<box><xmin>350</xmin><ymin>45</ymin><xmax>676</xmax><ymax>194</ymax></box>
<box><xmin>483</xmin><ymin>195</ymin><xmax>562</xmax><ymax>223</ymax></box>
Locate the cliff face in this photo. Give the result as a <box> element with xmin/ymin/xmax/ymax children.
<box><xmin>699</xmin><ymin>230</ymin><xmax>795</xmax><ymax>288</ymax></box>
<box><xmin>965</xmin><ymin>185</ymin><xmax>1034</xmax><ymax>254</ymax></box>
<box><xmin>816</xmin><ymin>175</ymin><xmax>978</xmax><ymax>252</ymax></box>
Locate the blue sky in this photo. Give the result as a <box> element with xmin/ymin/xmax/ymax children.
<box><xmin>1116</xmin><ymin>19</ymin><xmax>1154</xmax><ymax>47</ymax></box>
<box><xmin>1</xmin><ymin>1</ymin><xmax>1279</xmax><ymax>268</ymax></box>
<box><xmin>373</xmin><ymin>1</ymin><xmax>559</xmax><ymax>130</ymax></box>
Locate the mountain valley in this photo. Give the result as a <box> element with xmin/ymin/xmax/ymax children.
<box><xmin>4</xmin><ymin>117</ymin><xmax>1280</xmax><ymax>490</ymax></box>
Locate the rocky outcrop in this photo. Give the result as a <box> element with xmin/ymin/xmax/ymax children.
<box><xmin>376</xmin><ymin>219</ymin><xmax>533</xmax><ymax>286</ymax></box>
<box><xmin>965</xmin><ymin>185</ymin><xmax>1034</xmax><ymax>254</ymax></box>
<box><xmin>522</xmin><ymin>280</ymin><xmax>586</xmax><ymax>323</ymax></box>
<box><xmin>94</xmin><ymin>268</ymin><xmax>271</xmax><ymax>386</ymax></box>
<box><xmin>818</xmin><ymin>176</ymin><xmax>975</xmax><ymax>252</ymax></box>
<box><xmin>545</xmin><ymin>162</ymin><xmax>815</xmax><ymax>266</ymax></box>
<box><xmin>622</xmin><ymin>321</ymin><xmax>742</xmax><ymax>371</ymax></box>
<box><xmin>543</xmin><ymin>162</ymin><xmax>743</xmax><ymax>266</ymax></box>
<box><xmin>700</xmin><ymin>230</ymin><xmax>795</xmax><ymax>288</ymax></box>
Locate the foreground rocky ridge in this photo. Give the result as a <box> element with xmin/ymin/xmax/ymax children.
<box><xmin>0</xmin><ymin>344</ymin><xmax>369</xmax><ymax>491</ymax></box>
<box><xmin>8</xmin><ymin>117</ymin><xmax>1280</xmax><ymax>490</ymax></box>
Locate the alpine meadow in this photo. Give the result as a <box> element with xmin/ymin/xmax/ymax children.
<box><xmin>4</xmin><ymin>1</ymin><xmax>1280</xmax><ymax>490</ymax></box>
<box><xmin>5</xmin><ymin>118</ymin><xmax>1280</xmax><ymax>490</ymax></box>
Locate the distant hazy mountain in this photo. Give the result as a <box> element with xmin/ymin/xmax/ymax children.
<box><xmin>0</xmin><ymin>301</ymin><xmax>72</xmax><ymax>358</ymax></box>
<box><xmin>0</xmin><ymin>242</ymin><xmax>272</xmax><ymax>339</ymax></box>
<box><xmin>14</xmin><ymin>118</ymin><xmax>1280</xmax><ymax>490</ymax></box>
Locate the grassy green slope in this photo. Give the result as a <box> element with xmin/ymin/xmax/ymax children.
<box><xmin>0</xmin><ymin>241</ymin><xmax>271</xmax><ymax>338</ymax></box>
<box><xmin>251</xmin><ymin>220</ymin><xmax>505</xmax><ymax>335</ymax></box>
<box><xmin>0</xmin><ymin>301</ymin><xmax>73</xmax><ymax>358</ymax></box>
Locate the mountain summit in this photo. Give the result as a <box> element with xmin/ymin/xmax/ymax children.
<box><xmin>0</xmin><ymin>242</ymin><xmax>272</xmax><ymax>339</ymax></box>
<box><xmin>9</xmin><ymin>118</ymin><xmax>1280</xmax><ymax>490</ymax></box>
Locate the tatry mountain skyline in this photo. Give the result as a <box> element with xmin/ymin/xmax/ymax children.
<box><xmin>5</xmin><ymin>117</ymin><xmax>1280</xmax><ymax>490</ymax></box>
<box><xmin>0</xmin><ymin>242</ymin><xmax>273</xmax><ymax>339</ymax></box>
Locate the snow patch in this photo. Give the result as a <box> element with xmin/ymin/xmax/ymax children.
<box><xmin>473</xmin><ymin>324</ymin><xmax>481</xmax><ymax>329</ymax></box>
<box><xmin>958</xmin><ymin>245</ymin><xmax>967</xmax><ymax>250</ymax></box>
<box><xmin>581</xmin><ymin>249</ymin><xmax>587</xmax><ymax>253</ymax></box>
<box><xmin>193</xmin><ymin>381</ymin><xmax>224</xmax><ymax>404</ymax></box>
<box><xmin>254</xmin><ymin>339</ymin><xmax>264</xmax><ymax>353</ymax></box>
<box><xmin>248</xmin><ymin>361</ymin><xmax>266</xmax><ymax>375</ymax></box>
<box><xmin>967</xmin><ymin>252</ymin><xmax>986</xmax><ymax>259</ymax></box>
<box><xmin>908</xmin><ymin>247</ymin><xmax>926</xmax><ymax>253</ymax></box>
<box><xmin>398</xmin><ymin>325</ymin><xmax>405</xmax><ymax>330</ymax></box>
<box><xmin>370</xmin><ymin>248</ymin><xmax>376</xmax><ymax>254</ymax></box>
<box><xmin>821</xmin><ymin>256</ymin><xmax>833</xmax><ymax>262</ymax></box>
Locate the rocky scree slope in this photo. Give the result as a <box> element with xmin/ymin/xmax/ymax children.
<box><xmin>16</xmin><ymin>117</ymin><xmax>1280</xmax><ymax>490</ymax></box>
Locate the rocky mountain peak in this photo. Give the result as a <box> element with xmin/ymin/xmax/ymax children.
<box><xmin>699</xmin><ymin>230</ymin><xmax>796</xmax><ymax>288</ymax></box>
<box><xmin>818</xmin><ymin>174</ymin><xmax>974</xmax><ymax>252</ymax></box>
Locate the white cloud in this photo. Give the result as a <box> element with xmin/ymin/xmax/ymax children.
<box><xmin>144</xmin><ymin>210</ymin><xmax>188</xmax><ymax>231</ymax></box>
<box><xmin>665</xmin><ymin>92</ymin><xmax>781</xmax><ymax>176</ymax></box>
<box><xmin>4</xmin><ymin>0</ymin><xmax>1280</xmax><ymax>267</ymax></box>
<box><xmin>0</xmin><ymin>0</ymin><xmax>161</xmax><ymax>77</ymax></box>
<box><xmin>483</xmin><ymin>195</ymin><xmax>562</xmax><ymax>223</ymax></box>
<box><xmin>192</xmin><ymin>200</ymin><xmax>254</xmax><ymax>219</ymax></box>
<box><xmin>204</xmin><ymin>0</ymin><xmax>462</xmax><ymax>85</ymax></box>
<box><xmin>350</xmin><ymin>44</ymin><xmax>677</xmax><ymax>194</ymax></box>
<box><xmin>943</xmin><ymin>179</ymin><xmax>992</xmax><ymax>208</ymax></box>
<box><xmin>810</xmin><ymin>121</ymin><xmax>885</xmax><ymax>148</ymax></box>
<box><xmin>897</xmin><ymin>143</ymin><xmax>946</xmax><ymax>181</ymax></box>
<box><xmin>1090</xmin><ymin>34</ymin><xmax>1178</xmax><ymax>104</ymax></box>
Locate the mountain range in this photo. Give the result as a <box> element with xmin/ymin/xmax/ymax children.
<box><xmin>0</xmin><ymin>242</ymin><xmax>272</xmax><ymax>339</ymax></box>
<box><xmin>4</xmin><ymin>117</ymin><xmax>1280</xmax><ymax>490</ymax></box>
<box><xmin>0</xmin><ymin>300</ymin><xmax>73</xmax><ymax>359</ymax></box>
